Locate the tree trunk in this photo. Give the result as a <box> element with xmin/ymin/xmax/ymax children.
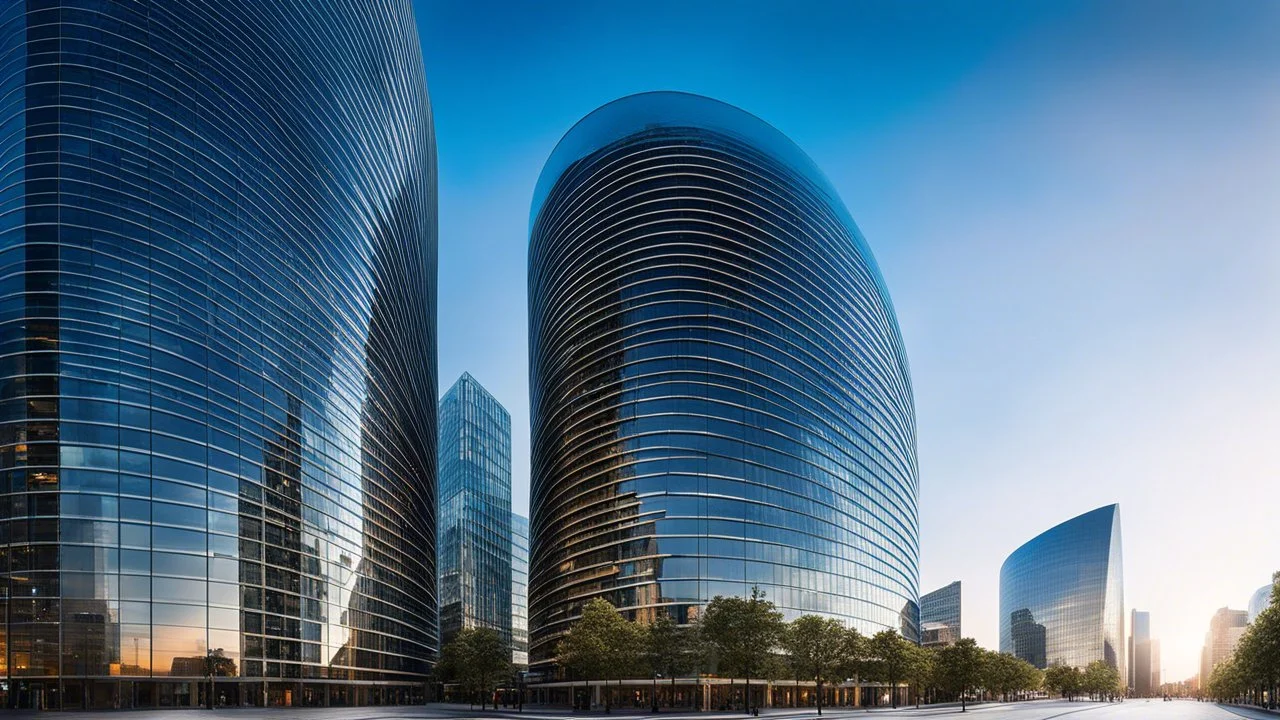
<box><xmin>745</xmin><ymin>672</ymin><xmax>751</xmax><ymax>714</ymax></box>
<box><xmin>816</xmin><ymin>679</ymin><xmax>823</xmax><ymax>715</ymax></box>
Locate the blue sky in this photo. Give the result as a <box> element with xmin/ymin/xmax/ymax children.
<box><xmin>414</xmin><ymin>1</ymin><xmax>1279</xmax><ymax>679</ymax></box>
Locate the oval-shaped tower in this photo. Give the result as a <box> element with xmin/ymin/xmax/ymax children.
<box><xmin>527</xmin><ymin>92</ymin><xmax>919</xmax><ymax>671</ymax></box>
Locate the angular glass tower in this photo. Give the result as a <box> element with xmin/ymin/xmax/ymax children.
<box><xmin>920</xmin><ymin>581</ymin><xmax>961</xmax><ymax>647</ymax></box>
<box><xmin>999</xmin><ymin>505</ymin><xmax>1125</xmax><ymax>674</ymax></box>
<box><xmin>437</xmin><ymin>374</ymin><xmax>513</xmax><ymax>648</ymax></box>
<box><xmin>0</xmin><ymin>1</ymin><xmax>437</xmax><ymax>709</ymax></box>
<box><xmin>512</xmin><ymin>514</ymin><xmax>529</xmax><ymax>668</ymax></box>
<box><xmin>528</xmin><ymin>92</ymin><xmax>919</xmax><ymax>671</ymax></box>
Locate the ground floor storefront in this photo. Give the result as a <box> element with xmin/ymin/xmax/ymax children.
<box><xmin>527</xmin><ymin>677</ymin><xmax>909</xmax><ymax>711</ymax></box>
<box><xmin>1</xmin><ymin>678</ymin><xmax>428</xmax><ymax>710</ymax></box>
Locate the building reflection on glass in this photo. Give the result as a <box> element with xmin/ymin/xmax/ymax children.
<box><xmin>999</xmin><ymin>504</ymin><xmax>1124</xmax><ymax>676</ymax></box>
<box><xmin>1009</xmin><ymin>608</ymin><xmax>1047</xmax><ymax>668</ymax></box>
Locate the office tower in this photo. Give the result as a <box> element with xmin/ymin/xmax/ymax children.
<box><xmin>1200</xmin><ymin>607</ymin><xmax>1248</xmax><ymax>685</ymax></box>
<box><xmin>920</xmin><ymin>581</ymin><xmax>962</xmax><ymax>648</ymax></box>
<box><xmin>999</xmin><ymin>505</ymin><xmax>1125</xmax><ymax>676</ymax></box>
<box><xmin>0</xmin><ymin>1</ymin><xmax>438</xmax><ymax>709</ymax></box>
<box><xmin>437</xmin><ymin>374</ymin><xmax>513</xmax><ymax>648</ymax></box>
<box><xmin>1150</xmin><ymin>638</ymin><xmax>1160</xmax><ymax>691</ymax></box>
<box><xmin>528</xmin><ymin>92</ymin><xmax>919</xmax><ymax>671</ymax></box>
<box><xmin>1129</xmin><ymin>610</ymin><xmax>1151</xmax><ymax>695</ymax></box>
<box><xmin>512</xmin><ymin>514</ymin><xmax>529</xmax><ymax>668</ymax></box>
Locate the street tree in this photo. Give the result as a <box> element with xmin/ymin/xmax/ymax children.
<box><xmin>558</xmin><ymin>598</ymin><xmax>640</xmax><ymax>711</ymax></box>
<box><xmin>647</xmin><ymin>612</ymin><xmax>693</xmax><ymax>709</ymax></box>
<box><xmin>935</xmin><ymin>638</ymin><xmax>985</xmax><ymax>712</ymax></box>
<box><xmin>700</xmin><ymin>586</ymin><xmax>786</xmax><ymax>713</ymax></box>
<box><xmin>1082</xmin><ymin>660</ymin><xmax>1120</xmax><ymax>701</ymax></box>
<box><xmin>782</xmin><ymin>615</ymin><xmax>846</xmax><ymax>714</ymax></box>
<box><xmin>1043</xmin><ymin>664</ymin><xmax>1083</xmax><ymax>701</ymax></box>
<box><xmin>438</xmin><ymin>628</ymin><xmax>510</xmax><ymax>709</ymax></box>
<box><xmin>902</xmin><ymin>643</ymin><xmax>935</xmax><ymax>708</ymax></box>
<box><xmin>866</xmin><ymin>630</ymin><xmax>911</xmax><ymax>708</ymax></box>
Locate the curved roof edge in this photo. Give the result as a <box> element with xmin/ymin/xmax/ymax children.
<box><xmin>529</xmin><ymin>91</ymin><xmax>852</xmax><ymax>233</ymax></box>
<box><xmin>1000</xmin><ymin>503</ymin><xmax>1121</xmax><ymax>574</ymax></box>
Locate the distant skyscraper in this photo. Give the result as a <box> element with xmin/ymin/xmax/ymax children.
<box><xmin>999</xmin><ymin>504</ymin><xmax>1125</xmax><ymax>676</ymax></box>
<box><xmin>528</xmin><ymin>92</ymin><xmax>920</xmax><ymax>671</ymax></box>
<box><xmin>1150</xmin><ymin>638</ymin><xmax>1161</xmax><ymax>691</ymax></box>
<box><xmin>920</xmin><ymin>581</ymin><xmax>962</xmax><ymax>648</ymax></box>
<box><xmin>1200</xmin><ymin>607</ymin><xmax>1248</xmax><ymax>686</ymax></box>
<box><xmin>1129</xmin><ymin>610</ymin><xmax>1152</xmax><ymax>696</ymax></box>
<box><xmin>0</xmin><ymin>0</ymin><xmax>438</xmax><ymax>709</ymax></box>
<box><xmin>438</xmin><ymin>374</ymin><xmax>513</xmax><ymax>648</ymax></box>
<box><xmin>512</xmin><ymin>514</ymin><xmax>530</xmax><ymax>668</ymax></box>
<box><xmin>1249</xmin><ymin>581</ymin><xmax>1274</xmax><ymax>623</ymax></box>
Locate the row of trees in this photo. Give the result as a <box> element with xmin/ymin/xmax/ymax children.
<box><xmin>435</xmin><ymin>628</ymin><xmax>512</xmax><ymax>709</ymax></box>
<box><xmin>1043</xmin><ymin>661</ymin><xmax>1123</xmax><ymax>701</ymax></box>
<box><xmin>556</xmin><ymin>588</ymin><xmax>1053</xmax><ymax>713</ymax></box>
<box><xmin>1207</xmin><ymin>573</ymin><xmax>1280</xmax><ymax>709</ymax></box>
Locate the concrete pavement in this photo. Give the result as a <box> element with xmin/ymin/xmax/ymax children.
<box><xmin>0</xmin><ymin>699</ymin><xmax>1265</xmax><ymax>719</ymax></box>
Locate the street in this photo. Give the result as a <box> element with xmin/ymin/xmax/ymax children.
<box><xmin>2</xmin><ymin>700</ymin><xmax>1275</xmax><ymax>720</ymax></box>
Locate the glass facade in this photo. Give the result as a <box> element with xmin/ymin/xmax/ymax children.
<box><xmin>437</xmin><ymin>373</ymin><xmax>512</xmax><ymax>648</ymax></box>
<box><xmin>0</xmin><ymin>0</ymin><xmax>438</xmax><ymax>709</ymax></box>
<box><xmin>920</xmin><ymin>581</ymin><xmax>961</xmax><ymax>647</ymax></box>
<box><xmin>512</xmin><ymin>514</ymin><xmax>529</xmax><ymax>668</ymax></box>
<box><xmin>999</xmin><ymin>505</ymin><xmax>1124</xmax><ymax>675</ymax></box>
<box><xmin>528</xmin><ymin>92</ymin><xmax>919</xmax><ymax>672</ymax></box>
<box><xmin>1249</xmin><ymin>582</ymin><xmax>1273</xmax><ymax>624</ymax></box>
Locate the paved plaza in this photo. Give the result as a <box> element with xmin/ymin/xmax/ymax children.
<box><xmin>2</xmin><ymin>700</ymin><xmax>1276</xmax><ymax>720</ymax></box>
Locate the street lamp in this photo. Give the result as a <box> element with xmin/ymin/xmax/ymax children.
<box><xmin>652</xmin><ymin>673</ymin><xmax>661</xmax><ymax>713</ymax></box>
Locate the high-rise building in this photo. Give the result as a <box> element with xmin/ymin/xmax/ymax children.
<box><xmin>920</xmin><ymin>581</ymin><xmax>962</xmax><ymax>648</ymax></box>
<box><xmin>999</xmin><ymin>505</ymin><xmax>1125</xmax><ymax>676</ymax></box>
<box><xmin>1150</xmin><ymin>638</ymin><xmax>1160</xmax><ymax>691</ymax></box>
<box><xmin>1200</xmin><ymin>607</ymin><xmax>1248</xmax><ymax>686</ymax></box>
<box><xmin>437</xmin><ymin>373</ymin><xmax>513</xmax><ymax>649</ymax></box>
<box><xmin>0</xmin><ymin>1</ymin><xmax>438</xmax><ymax>709</ymax></box>
<box><xmin>527</xmin><ymin>92</ymin><xmax>920</xmax><ymax>673</ymax></box>
<box><xmin>512</xmin><ymin>514</ymin><xmax>530</xmax><ymax>669</ymax></box>
<box><xmin>1249</xmin><ymin>580</ymin><xmax>1275</xmax><ymax>623</ymax></box>
<box><xmin>1128</xmin><ymin>610</ymin><xmax>1151</xmax><ymax>696</ymax></box>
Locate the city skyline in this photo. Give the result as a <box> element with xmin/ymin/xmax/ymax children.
<box><xmin>418</xmin><ymin>0</ymin><xmax>1279</xmax><ymax>680</ymax></box>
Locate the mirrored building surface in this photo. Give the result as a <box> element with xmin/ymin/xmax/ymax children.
<box><xmin>1249</xmin><ymin>582</ymin><xmax>1274</xmax><ymax>624</ymax></box>
<box><xmin>437</xmin><ymin>373</ymin><xmax>513</xmax><ymax>648</ymax></box>
<box><xmin>527</xmin><ymin>92</ymin><xmax>919</xmax><ymax>672</ymax></box>
<box><xmin>0</xmin><ymin>0</ymin><xmax>437</xmax><ymax>709</ymax></box>
<box><xmin>999</xmin><ymin>504</ymin><xmax>1124</xmax><ymax>674</ymax></box>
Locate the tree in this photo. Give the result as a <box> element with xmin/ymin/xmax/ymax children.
<box><xmin>647</xmin><ymin>612</ymin><xmax>693</xmax><ymax>708</ymax></box>
<box><xmin>558</xmin><ymin>598</ymin><xmax>640</xmax><ymax>711</ymax></box>
<box><xmin>439</xmin><ymin>628</ymin><xmax>510</xmax><ymax>709</ymax></box>
<box><xmin>1044</xmin><ymin>664</ymin><xmax>1083</xmax><ymax>701</ymax></box>
<box><xmin>935</xmin><ymin>638</ymin><xmax>985</xmax><ymax>712</ymax></box>
<box><xmin>866</xmin><ymin>630</ymin><xmax>912</xmax><ymax>708</ymax></box>
<box><xmin>983</xmin><ymin>651</ymin><xmax>1038</xmax><ymax>702</ymax></box>
<box><xmin>902</xmin><ymin>643</ymin><xmax>935</xmax><ymax>708</ymax></box>
<box><xmin>782</xmin><ymin>615</ymin><xmax>846</xmax><ymax>714</ymax></box>
<box><xmin>700</xmin><ymin>586</ymin><xmax>786</xmax><ymax>713</ymax></box>
<box><xmin>1082</xmin><ymin>660</ymin><xmax>1120</xmax><ymax>701</ymax></box>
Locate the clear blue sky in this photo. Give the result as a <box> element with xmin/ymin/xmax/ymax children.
<box><xmin>414</xmin><ymin>0</ymin><xmax>1280</xmax><ymax>679</ymax></box>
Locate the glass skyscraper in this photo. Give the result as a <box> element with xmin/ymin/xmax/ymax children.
<box><xmin>437</xmin><ymin>374</ymin><xmax>512</xmax><ymax>649</ymax></box>
<box><xmin>920</xmin><ymin>581</ymin><xmax>961</xmax><ymax>648</ymax></box>
<box><xmin>999</xmin><ymin>504</ymin><xmax>1125</xmax><ymax>675</ymax></box>
<box><xmin>512</xmin><ymin>514</ymin><xmax>529</xmax><ymax>668</ymax></box>
<box><xmin>528</xmin><ymin>92</ymin><xmax>919</xmax><ymax>672</ymax></box>
<box><xmin>0</xmin><ymin>1</ymin><xmax>438</xmax><ymax>709</ymax></box>
<box><xmin>1128</xmin><ymin>609</ymin><xmax>1151</xmax><ymax>696</ymax></box>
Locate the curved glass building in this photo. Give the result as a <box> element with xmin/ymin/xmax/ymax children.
<box><xmin>527</xmin><ymin>92</ymin><xmax>919</xmax><ymax>671</ymax></box>
<box><xmin>999</xmin><ymin>505</ymin><xmax>1125</xmax><ymax>673</ymax></box>
<box><xmin>1248</xmin><ymin>582</ymin><xmax>1274</xmax><ymax>623</ymax></box>
<box><xmin>0</xmin><ymin>1</ymin><xmax>437</xmax><ymax>709</ymax></box>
